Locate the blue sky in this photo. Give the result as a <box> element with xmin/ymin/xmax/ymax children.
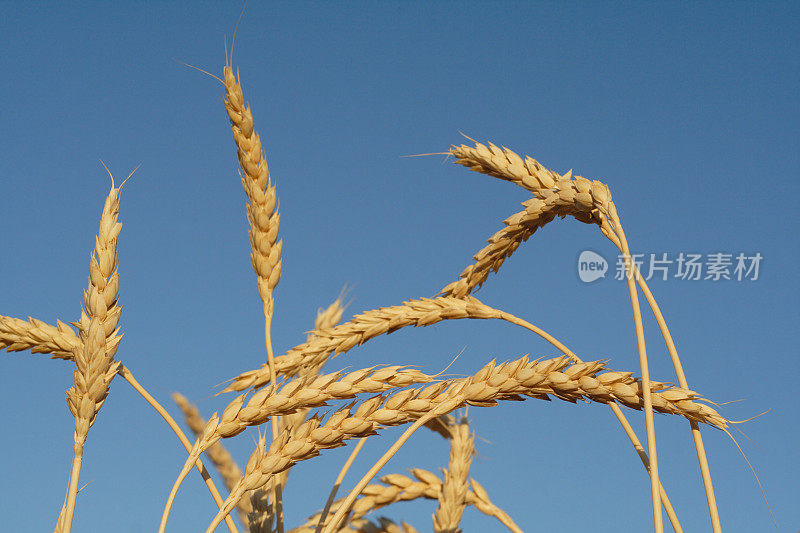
<box><xmin>0</xmin><ymin>2</ymin><xmax>797</xmax><ymax>532</ymax></box>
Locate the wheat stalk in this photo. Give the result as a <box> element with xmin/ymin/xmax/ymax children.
<box><xmin>173</xmin><ymin>392</ymin><xmax>252</xmax><ymax>526</ymax></box>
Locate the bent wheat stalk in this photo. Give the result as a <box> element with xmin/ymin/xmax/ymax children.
<box><xmin>173</xmin><ymin>393</ymin><xmax>252</xmax><ymax>527</ymax></box>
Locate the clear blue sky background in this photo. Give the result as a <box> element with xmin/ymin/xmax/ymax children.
<box><xmin>1</xmin><ymin>2</ymin><xmax>797</xmax><ymax>532</ymax></box>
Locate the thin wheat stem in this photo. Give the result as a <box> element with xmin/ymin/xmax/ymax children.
<box><xmin>497</xmin><ymin>311</ymin><xmax>678</xmax><ymax>522</ymax></box>
<box><xmin>264</xmin><ymin>309</ymin><xmax>285</xmax><ymax>533</ymax></box>
<box><xmin>610</xmin><ymin>403</ymin><xmax>683</xmax><ymax>533</ymax></box>
<box><xmin>119</xmin><ymin>365</ymin><xmax>238</xmax><ymax>533</ymax></box>
<box><xmin>609</xmin><ymin>212</ymin><xmax>663</xmax><ymax>533</ymax></box>
<box><xmin>602</xmin><ymin>213</ymin><xmax>721</xmax><ymax>533</ymax></box>
<box><xmin>631</xmin><ymin>276</ymin><xmax>722</xmax><ymax>533</ymax></box>
<box><xmin>59</xmin><ymin>443</ymin><xmax>84</xmax><ymax>533</ymax></box>
<box><xmin>314</xmin><ymin>438</ymin><xmax>368</xmax><ymax>533</ymax></box>
<box><xmin>321</xmin><ymin>410</ymin><xmax>450</xmax><ymax>533</ymax></box>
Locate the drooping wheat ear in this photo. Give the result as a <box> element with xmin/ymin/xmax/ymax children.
<box><xmin>208</xmin><ymin>356</ymin><xmax>728</xmax><ymax>530</ymax></box>
<box><xmin>450</xmin><ymin>141</ymin><xmax>612</xmax><ymax>209</ymax></box>
<box><xmin>433</xmin><ymin>416</ymin><xmax>474</xmax><ymax>533</ymax></box>
<box><xmin>294</xmin><ymin>468</ymin><xmax>521</xmax><ymax>533</ymax></box>
<box><xmin>59</xmin><ymin>180</ymin><xmax>125</xmax><ymax>533</ymax></box>
<box><xmin>440</xmin><ymin>195</ymin><xmax>591</xmax><ymax>298</ymax></box>
<box><xmin>440</xmin><ymin>141</ymin><xmax>615</xmax><ymax>298</ymax></box>
<box><xmin>223</xmin><ymin>66</ymin><xmax>281</xmax><ymax>307</ymax></box>
<box><xmin>172</xmin><ymin>393</ymin><xmax>252</xmax><ymax>526</ymax></box>
<box><xmin>224</xmin><ymin>296</ymin><xmax>504</xmax><ymax>392</ymax></box>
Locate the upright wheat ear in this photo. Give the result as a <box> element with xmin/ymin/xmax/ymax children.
<box><xmin>223</xmin><ymin>66</ymin><xmax>281</xmax><ymax>307</ymax></box>
<box><xmin>60</xmin><ymin>176</ymin><xmax>125</xmax><ymax>533</ymax></box>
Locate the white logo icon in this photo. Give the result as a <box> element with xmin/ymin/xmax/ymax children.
<box><xmin>578</xmin><ymin>251</ymin><xmax>607</xmax><ymax>283</ymax></box>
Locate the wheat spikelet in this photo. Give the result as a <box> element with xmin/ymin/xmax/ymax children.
<box><xmin>432</xmin><ymin>416</ymin><xmax>473</xmax><ymax>533</ymax></box>
<box><xmin>208</xmin><ymin>356</ymin><xmax>728</xmax><ymax>530</ymax></box>
<box><xmin>224</xmin><ymin>296</ymin><xmax>503</xmax><ymax>392</ymax></box>
<box><xmin>58</xmin><ymin>180</ymin><xmax>126</xmax><ymax>533</ymax></box>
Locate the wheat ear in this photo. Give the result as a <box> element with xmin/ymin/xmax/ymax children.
<box><xmin>0</xmin><ymin>316</ymin><xmax>88</xmax><ymax>360</ymax></box>
<box><xmin>224</xmin><ymin>296</ymin><xmax>504</xmax><ymax>392</ymax></box>
<box><xmin>224</xmin><ymin>65</ymin><xmax>281</xmax><ymax>307</ymax></box>
<box><xmin>432</xmin><ymin>416</ymin><xmax>473</xmax><ymax>533</ymax></box>
<box><xmin>59</xmin><ymin>178</ymin><xmax>125</xmax><ymax>533</ymax></box>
